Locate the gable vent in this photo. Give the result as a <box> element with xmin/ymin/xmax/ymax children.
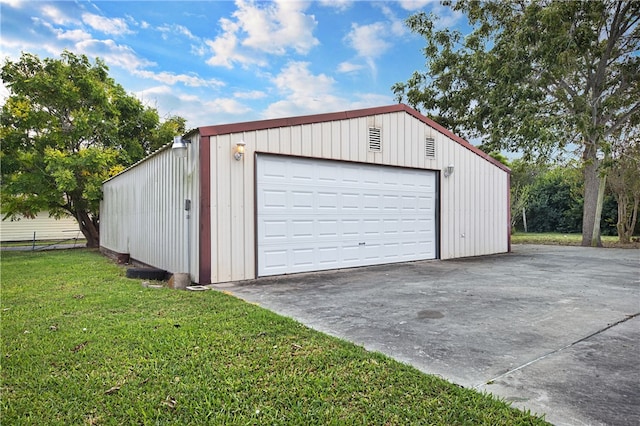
<box><xmin>368</xmin><ymin>127</ymin><xmax>382</xmax><ymax>152</ymax></box>
<box><xmin>425</xmin><ymin>137</ymin><xmax>436</xmax><ymax>158</ymax></box>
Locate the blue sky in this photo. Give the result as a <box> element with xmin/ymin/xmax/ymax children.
<box><xmin>1</xmin><ymin>0</ymin><xmax>467</xmax><ymax>129</ymax></box>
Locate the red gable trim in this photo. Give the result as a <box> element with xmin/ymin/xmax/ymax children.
<box><xmin>199</xmin><ymin>104</ymin><xmax>510</xmax><ymax>173</ymax></box>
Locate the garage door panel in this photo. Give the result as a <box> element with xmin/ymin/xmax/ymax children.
<box><xmin>262</xmin><ymin>220</ymin><xmax>288</xmax><ymax>240</ymax></box>
<box><xmin>342</xmin><ymin>219</ymin><xmax>360</xmax><ymax>236</ymax></box>
<box><xmin>341</xmin><ymin>166</ymin><xmax>361</xmax><ymax>184</ymax></box>
<box><xmin>318</xmin><ymin>246</ymin><xmax>339</xmax><ymax>264</ymax></box>
<box><xmin>291</xmin><ymin>220</ymin><xmax>313</xmax><ymax>238</ymax></box>
<box><xmin>363</xmin><ymin>219</ymin><xmax>381</xmax><ymax>235</ymax></box>
<box><xmin>342</xmin><ymin>193</ymin><xmax>360</xmax><ymax>210</ymax></box>
<box><xmin>383</xmin><ymin>195</ymin><xmax>400</xmax><ymax>211</ymax></box>
<box><xmin>318</xmin><ymin>192</ymin><xmax>338</xmax><ymax>210</ymax></box>
<box><xmin>291</xmin><ymin>191</ymin><xmax>313</xmax><ymax>209</ymax></box>
<box><xmin>292</xmin><ymin>248</ymin><xmax>314</xmax><ymax>266</ymax></box>
<box><xmin>262</xmin><ymin>189</ymin><xmax>287</xmax><ymax>209</ymax></box>
<box><xmin>257</xmin><ymin>155</ymin><xmax>437</xmax><ymax>276</ymax></box>
<box><xmin>291</xmin><ymin>162</ymin><xmax>313</xmax><ymax>181</ymax></box>
<box><xmin>263</xmin><ymin>250</ymin><xmax>287</xmax><ymax>274</ymax></box>
<box><xmin>318</xmin><ymin>220</ymin><xmax>338</xmax><ymax>237</ymax></box>
<box><xmin>363</xmin><ymin>194</ymin><xmax>381</xmax><ymax>210</ymax></box>
<box><xmin>262</xmin><ymin>161</ymin><xmax>287</xmax><ymax>180</ymax></box>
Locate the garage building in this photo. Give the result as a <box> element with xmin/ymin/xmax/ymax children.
<box><xmin>100</xmin><ymin>104</ymin><xmax>510</xmax><ymax>284</ymax></box>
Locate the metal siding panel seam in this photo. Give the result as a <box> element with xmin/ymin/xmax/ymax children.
<box><xmin>230</xmin><ymin>145</ymin><xmax>245</xmax><ymax>281</ymax></box>
<box><xmin>332</xmin><ymin>121</ymin><xmax>341</xmax><ymax>160</ymax></box>
<box><xmin>301</xmin><ymin>125</ymin><xmax>313</xmax><ymax>157</ymax></box>
<box><xmin>217</xmin><ymin>135</ymin><xmax>232</xmax><ymax>282</ymax></box>
<box><xmin>312</xmin><ymin>123</ymin><xmax>323</xmax><ymax>158</ymax></box>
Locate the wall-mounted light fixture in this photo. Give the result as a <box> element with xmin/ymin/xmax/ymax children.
<box><xmin>172</xmin><ymin>136</ymin><xmax>190</xmax><ymax>158</ymax></box>
<box><xmin>234</xmin><ymin>140</ymin><xmax>246</xmax><ymax>161</ymax></box>
<box><xmin>444</xmin><ymin>164</ymin><xmax>454</xmax><ymax>178</ymax></box>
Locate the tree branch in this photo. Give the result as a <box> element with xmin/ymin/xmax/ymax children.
<box><xmin>604</xmin><ymin>103</ymin><xmax>640</xmax><ymax>137</ymax></box>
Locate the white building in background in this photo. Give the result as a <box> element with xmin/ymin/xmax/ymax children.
<box><xmin>1</xmin><ymin>212</ymin><xmax>81</xmax><ymax>242</ymax></box>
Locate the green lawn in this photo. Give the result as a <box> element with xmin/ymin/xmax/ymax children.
<box><xmin>1</xmin><ymin>238</ymin><xmax>87</xmax><ymax>248</ymax></box>
<box><xmin>511</xmin><ymin>232</ymin><xmax>628</xmax><ymax>247</ymax></box>
<box><xmin>1</xmin><ymin>249</ymin><xmax>548</xmax><ymax>425</ymax></box>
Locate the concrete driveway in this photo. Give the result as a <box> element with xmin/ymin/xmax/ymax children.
<box><xmin>213</xmin><ymin>244</ymin><xmax>639</xmax><ymax>426</ymax></box>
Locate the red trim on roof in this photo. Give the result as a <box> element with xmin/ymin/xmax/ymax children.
<box><xmin>198</xmin><ymin>104</ymin><xmax>510</xmax><ymax>173</ymax></box>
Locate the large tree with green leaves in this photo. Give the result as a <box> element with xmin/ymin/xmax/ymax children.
<box><xmin>393</xmin><ymin>0</ymin><xmax>639</xmax><ymax>246</ymax></box>
<box><xmin>1</xmin><ymin>51</ymin><xmax>185</xmax><ymax>247</ymax></box>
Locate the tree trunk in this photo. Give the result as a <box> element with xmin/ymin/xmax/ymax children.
<box><xmin>617</xmin><ymin>194</ymin><xmax>640</xmax><ymax>244</ymax></box>
<box><xmin>632</xmin><ymin>197</ymin><xmax>640</xmax><ymax>241</ymax></box>
<box><xmin>76</xmin><ymin>210</ymin><xmax>100</xmax><ymax>248</ymax></box>
<box><xmin>591</xmin><ymin>173</ymin><xmax>607</xmax><ymax>247</ymax></box>
<box><xmin>582</xmin><ymin>146</ymin><xmax>602</xmax><ymax>247</ymax></box>
<box><xmin>616</xmin><ymin>194</ymin><xmax>630</xmax><ymax>244</ymax></box>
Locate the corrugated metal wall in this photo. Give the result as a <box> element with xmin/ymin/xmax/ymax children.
<box><xmin>207</xmin><ymin>110</ymin><xmax>509</xmax><ymax>283</ymax></box>
<box><xmin>0</xmin><ymin>212</ymin><xmax>81</xmax><ymax>242</ymax></box>
<box><xmin>100</xmin><ymin>142</ymin><xmax>200</xmax><ymax>281</ymax></box>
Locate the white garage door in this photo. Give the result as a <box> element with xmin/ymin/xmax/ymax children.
<box><xmin>257</xmin><ymin>155</ymin><xmax>437</xmax><ymax>276</ymax></box>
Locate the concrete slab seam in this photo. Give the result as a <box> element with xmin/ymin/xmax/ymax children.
<box><xmin>473</xmin><ymin>312</ymin><xmax>640</xmax><ymax>389</ymax></box>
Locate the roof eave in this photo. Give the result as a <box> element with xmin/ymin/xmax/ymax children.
<box><xmin>198</xmin><ymin>103</ymin><xmax>510</xmax><ymax>173</ymax></box>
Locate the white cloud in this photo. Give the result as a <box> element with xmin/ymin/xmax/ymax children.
<box><xmin>317</xmin><ymin>0</ymin><xmax>352</xmax><ymax>11</ymax></box>
<box><xmin>262</xmin><ymin>61</ymin><xmax>344</xmax><ymax>118</ymax></box>
<box><xmin>0</xmin><ymin>0</ymin><xmax>23</xmax><ymax>8</ymax></box>
<box><xmin>206</xmin><ymin>17</ymin><xmax>263</xmax><ymax>68</ymax></box>
<box><xmin>398</xmin><ymin>0</ymin><xmax>434</xmax><ymax>11</ymax></box>
<box><xmin>157</xmin><ymin>23</ymin><xmax>199</xmax><ymax>41</ymax></box>
<box><xmin>82</xmin><ymin>12</ymin><xmax>133</xmax><ymax>36</ymax></box>
<box><xmin>202</xmin><ymin>97</ymin><xmax>252</xmax><ymax>116</ymax></box>
<box><xmin>337</xmin><ymin>61</ymin><xmax>364</xmax><ymax>73</ymax></box>
<box><xmin>57</xmin><ymin>28</ymin><xmax>92</xmax><ymax>42</ymax></box>
<box><xmin>75</xmin><ymin>39</ymin><xmax>153</xmax><ymax>69</ymax></box>
<box><xmin>378</xmin><ymin>4</ymin><xmax>407</xmax><ymax>36</ymax></box>
<box><xmin>349</xmin><ymin>92</ymin><xmax>395</xmax><ymax>109</ymax></box>
<box><xmin>431</xmin><ymin>3</ymin><xmax>464</xmax><ymax>29</ymax></box>
<box><xmin>205</xmin><ymin>0</ymin><xmax>318</xmax><ymax>68</ymax></box>
<box><xmin>235</xmin><ymin>0</ymin><xmax>318</xmax><ymax>54</ymax></box>
<box><xmin>346</xmin><ymin>22</ymin><xmax>392</xmax><ymax>59</ymax></box>
<box><xmin>272</xmin><ymin>61</ymin><xmax>335</xmax><ymax>98</ymax></box>
<box><xmin>234</xmin><ymin>90</ymin><xmax>267</xmax><ymax>99</ymax></box>
<box><xmin>135</xmin><ymin>85</ymin><xmax>252</xmax><ymax>127</ymax></box>
<box><xmin>133</xmin><ymin>70</ymin><xmax>224</xmax><ymax>88</ymax></box>
<box><xmin>190</xmin><ymin>43</ymin><xmax>208</xmax><ymax>57</ymax></box>
<box><xmin>342</xmin><ymin>4</ymin><xmax>413</xmax><ymax>78</ymax></box>
<box><xmin>41</xmin><ymin>4</ymin><xmax>77</xmax><ymax>25</ymax></box>
<box><xmin>261</xmin><ymin>60</ymin><xmax>396</xmax><ymax>119</ymax></box>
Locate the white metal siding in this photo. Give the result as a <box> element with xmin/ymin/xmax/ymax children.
<box><xmin>100</xmin><ymin>142</ymin><xmax>200</xmax><ymax>281</ymax></box>
<box><xmin>0</xmin><ymin>212</ymin><xmax>81</xmax><ymax>242</ymax></box>
<box><xmin>101</xmin><ymin>107</ymin><xmax>508</xmax><ymax>285</ymax></box>
<box><xmin>256</xmin><ymin>155</ymin><xmax>436</xmax><ymax>276</ymax></box>
<box><xmin>207</xmin><ymin>110</ymin><xmax>508</xmax><ymax>283</ymax></box>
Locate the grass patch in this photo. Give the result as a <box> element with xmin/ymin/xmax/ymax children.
<box><xmin>1</xmin><ymin>250</ymin><xmax>548</xmax><ymax>425</ymax></box>
<box><xmin>511</xmin><ymin>232</ymin><xmax>638</xmax><ymax>248</ymax></box>
<box><xmin>1</xmin><ymin>238</ymin><xmax>86</xmax><ymax>248</ymax></box>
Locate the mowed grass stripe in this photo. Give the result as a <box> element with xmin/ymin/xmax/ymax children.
<box><xmin>1</xmin><ymin>249</ymin><xmax>548</xmax><ymax>425</ymax></box>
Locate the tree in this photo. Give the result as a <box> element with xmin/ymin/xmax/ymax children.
<box><xmin>1</xmin><ymin>51</ymin><xmax>185</xmax><ymax>247</ymax></box>
<box><xmin>526</xmin><ymin>165</ymin><xmax>583</xmax><ymax>233</ymax></box>
<box><xmin>607</xmin><ymin>135</ymin><xmax>640</xmax><ymax>243</ymax></box>
<box><xmin>509</xmin><ymin>159</ymin><xmax>547</xmax><ymax>232</ymax></box>
<box><xmin>393</xmin><ymin>0</ymin><xmax>640</xmax><ymax>246</ymax></box>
